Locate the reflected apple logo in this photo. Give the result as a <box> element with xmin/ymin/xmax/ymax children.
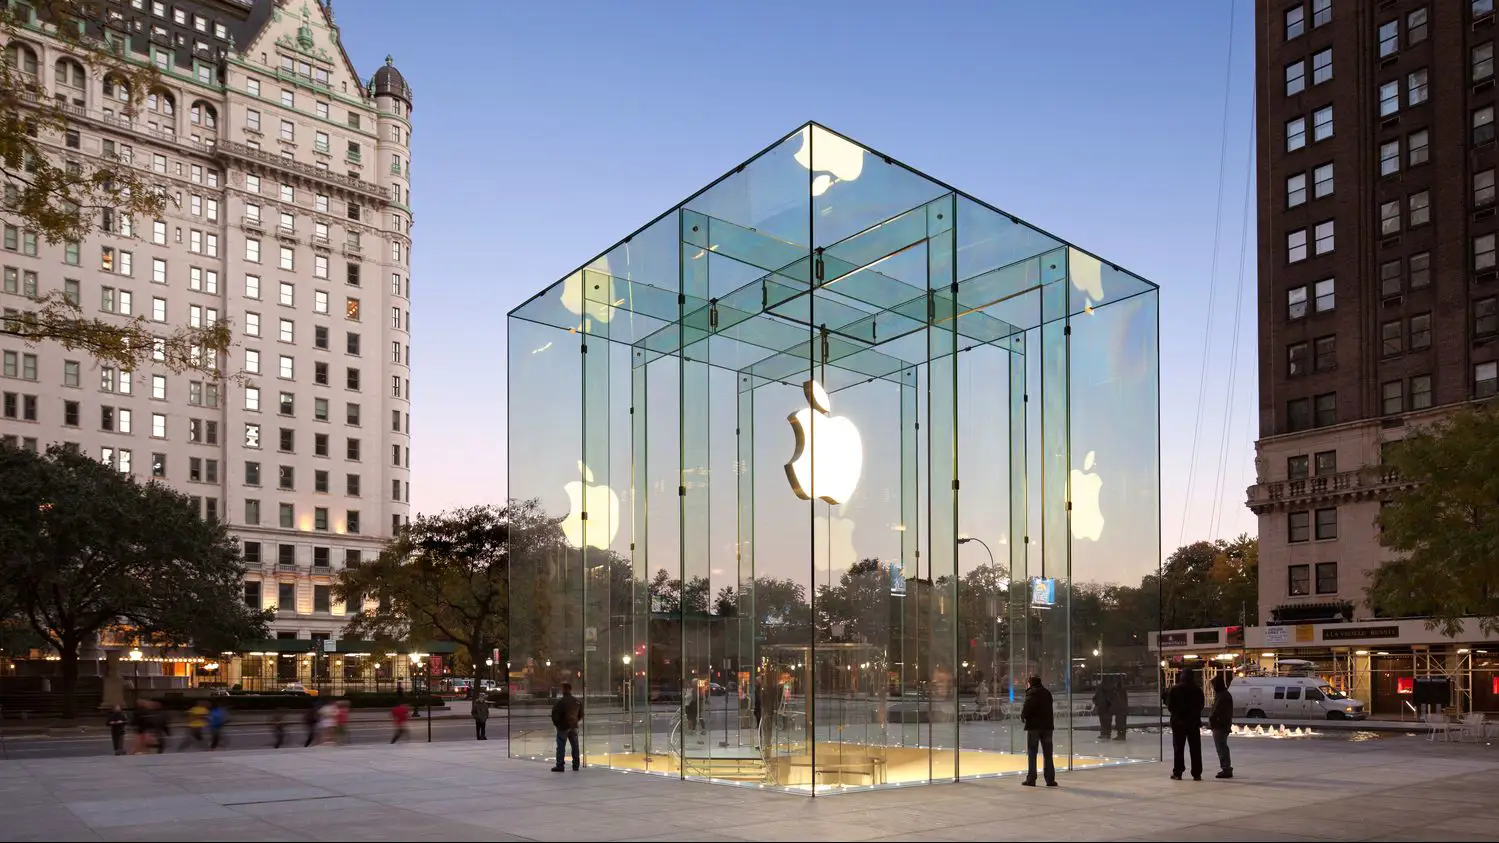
<box><xmin>794</xmin><ymin>125</ymin><xmax>865</xmax><ymax>198</ymax></box>
<box><xmin>1069</xmin><ymin>450</ymin><xmax>1105</xmax><ymax>542</ymax></box>
<box><xmin>785</xmin><ymin>380</ymin><xmax>862</xmax><ymax>505</ymax></box>
<box><xmin>562</xmin><ymin>461</ymin><xmax>620</xmax><ymax>550</ymax></box>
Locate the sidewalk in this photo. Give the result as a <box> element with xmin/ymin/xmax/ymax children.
<box><xmin>0</xmin><ymin>706</ymin><xmax>459</xmax><ymax>739</ymax></box>
<box><xmin>0</xmin><ymin>732</ymin><xmax>1495</xmax><ymax>841</ymax></box>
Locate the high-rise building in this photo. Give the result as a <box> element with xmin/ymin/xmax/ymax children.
<box><xmin>0</xmin><ymin>0</ymin><xmax>413</xmax><ymax>645</ymax></box>
<box><xmin>1249</xmin><ymin>0</ymin><xmax>1496</xmax><ymax>626</ymax></box>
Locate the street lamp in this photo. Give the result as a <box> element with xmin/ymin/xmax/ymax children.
<box><xmin>128</xmin><ymin>648</ymin><xmax>143</xmax><ymax>701</ymax></box>
<box><xmin>958</xmin><ymin>537</ymin><xmax>1000</xmax><ymax>695</ymax></box>
<box><xmin>409</xmin><ymin>653</ymin><xmax>431</xmax><ymax>742</ymax></box>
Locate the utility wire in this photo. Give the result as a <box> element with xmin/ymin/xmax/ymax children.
<box><xmin>1210</xmin><ymin>104</ymin><xmax>1256</xmax><ymax>540</ymax></box>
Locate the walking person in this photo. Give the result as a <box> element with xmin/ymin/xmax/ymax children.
<box><xmin>179</xmin><ymin>701</ymin><xmax>209</xmax><ymax>751</ymax></box>
<box><xmin>106</xmin><ymin>705</ymin><xmax>128</xmax><ymax>756</ymax></box>
<box><xmin>1091</xmin><ymin>680</ymin><xmax>1113</xmax><ymax>739</ymax></box>
<box><xmin>317</xmin><ymin>701</ymin><xmax>338</xmax><ymax>746</ymax></box>
<box><xmin>1167</xmin><ymin>669</ymin><xmax>1206</xmax><ymax>781</ymax></box>
<box><xmin>550</xmin><ymin>682</ymin><xmax>583</xmax><ymax>772</ymax></box>
<box><xmin>269</xmin><ymin>709</ymin><xmax>286</xmax><ymax>749</ymax></box>
<box><xmin>1209</xmin><ymin>675</ymin><xmax>1234</xmax><ymax>779</ymax></box>
<box><xmin>1110</xmin><ymin>678</ymin><xmax>1130</xmax><ymax>740</ymax></box>
<box><xmin>207</xmin><ymin>700</ymin><xmax>229</xmax><ymax>751</ymax></box>
<box><xmin>302</xmin><ymin>702</ymin><xmax>319</xmax><ymax>747</ymax></box>
<box><xmin>334</xmin><ymin>700</ymin><xmax>350</xmax><ymax>745</ymax></box>
<box><xmin>1020</xmin><ymin>676</ymin><xmax>1057</xmax><ymax>787</ymax></box>
<box><xmin>390</xmin><ymin>700</ymin><xmax>411</xmax><ymax>744</ymax></box>
<box><xmin>471</xmin><ymin>689</ymin><xmax>490</xmax><ymax>740</ymax></box>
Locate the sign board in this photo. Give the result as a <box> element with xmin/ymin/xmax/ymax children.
<box><xmin>1321</xmin><ymin>625</ymin><xmax>1400</xmax><ymax>641</ymax></box>
<box><xmin>1192</xmin><ymin>630</ymin><xmax>1221</xmax><ymax>645</ymax></box>
<box><xmin>1226</xmin><ymin>625</ymin><xmax>1245</xmax><ymax>647</ymax></box>
<box><xmin>1295</xmin><ymin>624</ymin><xmax>1315</xmax><ymax>643</ymax></box>
<box><xmin>1159</xmin><ymin>632</ymin><xmax>1188</xmax><ymax>648</ymax></box>
<box><xmin>323</xmin><ymin>639</ymin><xmax>336</xmax><ymax>653</ymax></box>
<box><xmin>1263</xmin><ymin>625</ymin><xmax>1292</xmax><ymax>645</ymax></box>
<box><xmin>1029</xmin><ymin>577</ymin><xmax>1056</xmax><ymax>608</ymax></box>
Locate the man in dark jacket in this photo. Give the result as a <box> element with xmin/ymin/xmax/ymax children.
<box><xmin>1109</xmin><ymin>679</ymin><xmax>1130</xmax><ymax>740</ymax></box>
<box><xmin>1208</xmin><ymin>674</ymin><xmax>1233</xmax><ymax>779</ymax></box>
<box><xmin>1091</xmin><ymin>682</ymin><xmax>1112</xmax><ymax>739</ymax></box>
<box><xmin>550</xmin><ymin>682</ymin><xmax>584</xmax><ymax>772</ymax></box>
<box><xmin>1020</xmin><ymin>676</ymin><xmax>1057</xmax><ymax>787</ymax></box>
<box><xmin>1166</xmin><ymin>670</ymin><xmax>1206</xmax><ymax>781</ymax></box>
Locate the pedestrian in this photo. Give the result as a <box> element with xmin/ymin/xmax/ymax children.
<box><xmin>302</xmin><ymin>702</ymin><xmax>319</xmax><ymax>747</ymax></box>
<box><xmin>335</xmin><ymin>700</ymin><xmax>350</xmax><ymax>745</ymax></box>
<box><xmin>1091</xmin><ymin>680</ymin><xmax>1112</xmax><ymax>739</ymax></box>
<box><xmin>207</xmin><ymin>700</ymin><xmax>229</xmax><ymax>750</ymax></box>
<box><xmin>390</xmin><ymin>700</ymin><xmax>411</xmax><ymax>743</ymax></box>
<box><xmin>270</xmin><ymin>709</ymin><xmax>286</xmax><ymax>749</ymax></box>
<box><xmin>106</xmin><ymin>704</ymin><xmax>128</xmax><ymax>756</ymax></box>
<box><xmin>974</xmin><ymin>674</ymin><xmax>990</xmax><ymax>719</ymax></box>
<box><xmin>395</xmin><ymin>679</ymin><xmax>405</xmax><ymax>700</ymax></box>
<box><xmin>317</xmin><ymin>701</ymin><xmax>338</xmax><ymax>746</ymax></box>
<box><xmin>152</xmin><ymin>703</ymin><xmax>170</xmax><ymax>753</ymax></box>
<box><xmin>471</xmin><ymin>688</ymin><xmax>490</xmax><ymax>740</ymax></box>
<box><xmin>1020</xmin><ymin>676</ymin><xmax>1057</xmax><ymax>787</ymax></box>
<box><xmin>550</xmin><ymin>681</ymin><xmax>583</xmax><ymax>772</ymax></box>
<box><xmin>1167</xmin><ymin>669</ymin><xmax>1206</xmax><ymax>781</ymax></box>
<box><xmin>179</xmin><ymin>701</ymin><xmax>209</xmax><ymax>751</ymax></box>
<box><xmin>1209</xmin><ymin>674</ymin><xmax>1234</xmax><ymax>779</ymax></box>
<box><xmin>1110</xmin><ymin>678</ymin><xmax>1130</xmax><ymax>740</ymax></box>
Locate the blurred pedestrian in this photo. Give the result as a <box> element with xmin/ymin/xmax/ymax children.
<box><xmin>106</xmin><ymin>705</ymin><xmax>128</xmax><ymax>756</ymax></box>
<box><xmin>471</xmin><ymin>689</ymin><xmax>490</xmax><ymax>740</ymax></box>
<box><xmin>390</xmin><ymin>700</ymin><xmax>412</xmax><ymax>743</ymax></box>
<box><xmin>1110</xmin><ymin>679</ymin><xmax>1130</xmax><ymax>740</ymax></box>
<box><xmin>317</xmin><ymin>701</ymin><xmax>338</xmax><ymax>746</ymax></box>
<box><xmin>1091</xmin><ymin>681</ymin><xmax>1113</xmax><ymax>739</ymax></box>
<box><xmin>269</xmin><ymin>709</ymin><xmax>286</xmax><ymax>749</ymax></box>
<box><xmin>207</xmin><ymin>700</ymin><xmax>229</xmax><ymax>750</ymax></box>
<box><xmin>335</xmin><ymin>700</ymin><xmax>350</xmax><ymax>745</ymax></box>
<box><xmin>1020</xmin><ymin>676</ymin><xmax>1057</xmax><ymax>787</ymax></box>
<box><xmin>179</xmin><ymin>701</ymin><xmax>208</xmax><ymax>751</ymax></box>
<box><xmin>302</xmin><ymin>702</ymin><xmax>319</xmax><ymax>747</ymax></box>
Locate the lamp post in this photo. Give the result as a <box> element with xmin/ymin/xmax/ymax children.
<box><xmin>957</xmin><ymin>537</ymin><xmax>1000</xmax><ymax>693</ymax></box>
<box><xmin>409</xmin><ymin>653</ymin><xmax>431</xmax><ymax>742</ymax></box>
<box><xmin>128</xmin><ymin>648</ymin><xmax>143</xmax><ymax>702</ymax></box>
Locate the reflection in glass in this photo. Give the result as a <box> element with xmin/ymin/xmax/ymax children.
<box><xmin>508</xmin><ymin>123</ymin><xmax>1161</xmax><ymax>794</ymax></box>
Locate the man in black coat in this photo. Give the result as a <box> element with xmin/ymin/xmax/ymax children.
<box><xmin>1020</xmin><ymin>676</ymin><xmax>1057</xmax><ymax>787</ymax></box>
<box><xmin>1166</xmin><ymin>669</ymin><xmax>1206</xmax><ymax>781</ymax></box>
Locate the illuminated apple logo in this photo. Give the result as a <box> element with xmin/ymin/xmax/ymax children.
<box><xmin>1069</xmin><ymin>450</ymin><xmax>1105</xmax><ymax>542</ymax></box>
<box><xmin>794</xmin><ymin>125</ymin><xmax>865</xmax><ymax>197</ymax></box>
<box><xmin>785</xmin><ymin>380</ymin><xmax>862</xmax><ymax>505</ymax></box>
<box><xmin>1069</xmin><ymin>248</ymin><xmax>1105</xmax><ymax>308</ymax></box>
<box><xmin>562</xmin><ymin>461</ymin><xmax>620</xmax><ymax>550</ymax></box>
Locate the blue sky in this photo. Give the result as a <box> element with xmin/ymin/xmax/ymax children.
<box><xmin>334</xmin><ymin>0</ymin><xmax>1260</xmax><ymax>552</ymax></box>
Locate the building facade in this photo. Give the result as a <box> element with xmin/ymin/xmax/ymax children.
<box><xmin>0</xmin><ymin>0</ymin><xmax>412</xmax><ymax>662</ymax></box>
<box><xmin>1250</xmin><ymin>0</ymin><xmax>1499</xmax><ymax>627</ymax></box>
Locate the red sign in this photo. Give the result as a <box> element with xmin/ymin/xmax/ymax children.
<box><xmin>1397</xmin><ymin>676</ymin><xmax>1414</xmax><ymax>695</ymax></box>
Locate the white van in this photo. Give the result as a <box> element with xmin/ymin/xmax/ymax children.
<box><xmin>1231</xmin><ymin>676</ymin><xmax>1366</xmax><ymax>720</ymax></box>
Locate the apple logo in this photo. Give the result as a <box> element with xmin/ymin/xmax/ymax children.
<box><xmin>562</xmin><ymin>460</ymin><xmax>620</xmax><ymax>550</ymax></box>
<box><xmin>1069</xmin><ymin>449</ymin><xmax>1105</xmax><ymax>542</ymax></box>
<box><xmin>793</xmin><ymin>125</ymin><xmax>865</xmax><ymax>198</ymax></box>
<box><xmin>560</xmin><ymin>256</ymin><xmax>617</xmax><ymax>326</ymax></box>
<box><xmin>785</xmin><ymin>380</ymin><xmax>862</xmax><ymax>505</ymax></box>
<box><xmin>1069</xmin><ymin>248</ymin><xmax>1105</xmax><ymax>308</ymax></box>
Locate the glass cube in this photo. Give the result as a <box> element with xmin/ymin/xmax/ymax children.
<box><xmin>508</xmin><ymin>123</ymin><xmax>1161</xmax><ymax>793</ymax></box>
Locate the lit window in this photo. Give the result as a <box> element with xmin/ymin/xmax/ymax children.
<box><xmin>1314</xmin><ymin>278</ymin><xmax>1335</xmax><ymax>312</ymax></box>
<box><xmin>1378</xmin><ymin>20</ymin><xmax>1399</xmax><ymax>57</ymax></box>
<box><xmin>1314</xmin><ymin>220</ymin><xmax>1334</xmax><ymax>254</ymax></box>
<box><xmin>1380</xmin><ymin>140</ymin><xmax>1399</xmax><ymax>176</ymax></box>
<box><xmin>1312</xmin><ymin>106</ymin><xmax>1333</xmax><ymax>141</ymax></box>
<box><xmin>1408</xmin><ymin>68</ymin><xmax>1429</xmax><ymax>106</ymax></box>
<box><xmin>1477</xmin><ymin>43</ymin><xmax>1495</xmax><ymax>81</ymax></box>
<box><xmin>1287</xmin><ymin>116</ymin><xmax>1306</xmax><ymax>151</ymax></box>
<box><xmin>1408</xmin><ymin>191</ymin><xmax>1430</xmax><ymax>227</ymax></box>
<box><xmin>1379</xmin><ymin>80</ymin><xmax>1400</xmax><ymax>117</ymax></box>
<box><xmin>1380</xmin><ymin>200</ymin><xmax>1401</xmax><ymax>236</ymax></box>
<box><xmin>1286</xmin><ymin>6</ymin><xmax>1304</xmax><ymax>39</ymax></box>
<box><xmin>1479</xmin><ymin>361</ymin><xmax>1499</xmax><ymax>398</ymax></box>
<box><xmin>1408</xmin><ymin>8</ymin><xmax>1428</xmax><ymax>44</ymax></box>
<box><xmin>1286</xmin><ymin>60</ymin><xmax>1306</xmax><ymax>95</ymax></box>
<box><xmin>1287</xmin><ymin>173</ymin><xmax>1306</xmax><ymax>207</ymax></box>
<box><xmin>1476</xmin><ymin>169</ymin><xmax>1495</xmax><ymax>206</ymax></box>
<box><xmin>1312</xmin><ymin>163</ymin><xmax>1332</xmax><ymax>197</ymax></box>
<box><xmin>1312</xmin><ymin>49</ymin><xmax>1332</xmax><ymax>85</ymax></box>
<box><xmin>1288</xmin><ymin>229</ymin><xmax>1308</xmax><ymax>262</ymax></box>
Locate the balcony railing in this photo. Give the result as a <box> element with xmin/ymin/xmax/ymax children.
<box><xmin>241</xmin><ymin>215</ymin><xmax>264</xmax><ymax>230</ymax></box>
<box><xmin>1245</xmin><ymin>467</ymin><xmax>1409</xmax><ymax>511</ymax></box>
<box><xmin>217</xmin><ymin>141</ymin><xmax>389</xmax><ymax>202</ymax></box>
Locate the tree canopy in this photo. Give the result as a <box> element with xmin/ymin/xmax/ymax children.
<box><xmin>0</xmin><ymin>444</ymin><xmax>268</xmax><ymax>716</ymax></box>
<box><xmin>1371</xmin><ymin>403</ymin><xmax>1499</xmax><ymax>636</ymax></box>
<box><xmin>1</xmin><ymin>1</ymin><xmax>230</xmax><ymax>372</ymax></box>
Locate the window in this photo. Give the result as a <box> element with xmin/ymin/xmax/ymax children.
<box><xmin>1288</xmin><ymin>455</ymin><xmax>1309</xmax><ymax>480</ymax></box>
<box><xmin>1314</xmin><ymin>507</ymin><xmax>1337</xmax><ymax>540</ymax></box>
<box><xmin>346</xmin><ymin>333</ymin><xmax>361</xmax><ymax>356</ymax></box>
<box><xmin>314</xmin><ymin>361</ymin><xmax>329</xmax><ymax>385</ymax></box>
<box><xmin>1312</xmin><ymin>106</ymin><xmax>1332</xmax><ymax>141</ymax></box>
<box><xmin>1380</xmin><ymin>200</ymin><xmax>1401</xmax><ymax>236</ymax></box>
<box><xmin>1478</xmin><ymin>297</ymin><xmax>1499</xmax><ymax>337</ymax></box>
<box><xmin>315</xmin><ymin>433</ymin><xmax>329</xmax><ymax>457</ymax></box>
<box><xmin>346</xmin><ymin>511</ymin><xmax>360</xmax><ymax>534</ymax></box>
<box><xmin>279</xmin><ymin>282</ymin><xmax>295</xmax><ymax>307</ymax></box>
<box><xmin>1313</xmin><ymin>335</ymin><xmax>1335</xmax><ymax>371</ymax></box>
<box><xmin>64</xmin><ymin>361</ymin><xmax>79</xmax><ymax>387</ymax></box>
<box><xmin>1312</xmin><ymin>49</ymin><xmax>1332</xmax><ymax>85</ymax></box>
<box><xmin>1287</xmin><ymin>173</ymin><xmax>1306</xmax><ymax>207</ymax></box>
<box><xmin>279</xmin><ymin>391</ymin><xmax>294</xmax><ymax>416</ymax></box>
<box><xmin>279</xmin><ymin>319</ymin><xmax>294</xmax><ymax>343</ymax></box>
<box><xmin>1408</xmin><ymin>69</ymin><xmax>1429</xmax><ymax>106</ymax></box>
<box><xmin>346</xmin><ymin>368</ymin><xmax>361</xmax><ymax>391</ymax></box>
<box><xmin>1409</xmin><ymin>129</ymin><xmax>1429</xmax><ymax>166</ymax></box>
<box><xmin>246</xmin><ymin>239</ymin><xmax>261</xmax><ymax>263</ymax></box>
<box><xmin>245</xmin><ymin>461</ymin><xmax>261</xmax><ymax>485</ymax></box>
<box><xmin>1379</xmin><ymin>20</ymin><xmax>1399</xmax><ymax>57</ymax></box>
<box><xmin>279</xmin><ymin>355</ymin><xmax>294</xmax><ymax>379</ymax></box>
<box><xmin>1479</xmin><ymin>361</ymin><xmax>1499</xmax><ymax>397</ymax></box>
<box><xmin>1314</xmin><ymin>562</ymin><xmax>1338</xmax><ymax>595</ymax></box>
<box><xmin>278</xmin><ymin>464</ymin><xmax>294</xmax><ymax>490</ymax></box>
<box><xmin>1288</xmin><ymin>286</ymin><xmax>1308</xmax><ymax>320</ymax></box>
<box><xmin>1288</xmin><ymin>229</ymin><xmax>1308</xmax><ymax>262</ymax></box>
<box><xmin>1476</xmin><ymin>106</ymin><xmax>1495</xmax><ymax>145</ymax></box>
<box><xmin>1478</xmin><ymin>234</ymin><xmax>1496</xmax><ymax>271</ymax></box>
<box><xmin>347</xmin><ymin>438</ymin><xmax>361</xmax><ymax>461</ymax></box>
<box><xmin>314</xmin><ymin>585</ymin><xmax>330</xmax><ymax>613</ymax></box>
<box><xmin>277</xmin><ymin>582</ymin><xmax>294</xmax><ymax>610</ymax></box>
<box><xmin>151</xmin><ymin>375</ymin><xmax>165</xmax><ymax>400</ymax></box>
<box><xmin>1289</xmin><ymin>512</ymin><xmax>1310</xmax><ymax>544</ymax></box>
<box><xmin>1478</xmin><ymin>43</ymin><xmax>1495</xmax><ymax>81</ymax></box>
<box><xmin>279</xmin><ymin>427</ymin><xmax>295</xmax><ymax>452</ymax></box>
<box><xmin>1314</xmin><ymin>450</ymin><xmax>1336</xmax><ymax>476</ymax></box>
<box><xmin>1314</xmin><ymin>392</ymin><xmax>1337</xmax><ymax>426</ymax></box>
<box><xmin>1286</xmin><ymin>60</ymin><xmax>1306</xmax><ymax>95</ymax></box>
<box><xmin>64</xmin><ymin>400</ymin><xmax>78</xmax><ymax>427</ymax></box>
<box><xmin>245</xmin><ymin>422</ymin><xmax>261</xmax><ymax>448</ymax></box>
<box><xmin>1381</xmin><ymin>260</ymin><xmax>1402</xmax><ymax>297</ymax></box>
<box><xmin>1383</xmin><ymin>379</ymin><xmax>1404</xmax><ymax>414</ymax></box>
<box><xmin>1410</xmin><ymin>313</ymin><xmax>1431</xmax><ymax>350</ymax></box>
<box><xmin>1479</xmin><ymin>0</ymin><xmax>1496</xmax><ymax>18</ymax></box>
<box><xmin>316</xmin><ymin>101</ymin><xmax>329</xmax><ymax>119</ymax></box>
<box><xmin>1289</xmin><ymin>564</ymin><xmax>1311</xmax><ymax>596</ymax></box>
<box><xmin>1411</xmin><ymin>251</ymin><xmax>1431</xmax><ymax>288</ymax></box>
<box><xmin>1314</xmin><ymin>220</ymin><xmax>1334</xmax><ymax>254</ymax></box>
<box><xmin>1311</xmin><ymin>0</ymin><xmax>1330</xmax><ymax>26</ymax></box>
<box><xmin>279</xmin><ymin>246</ymin><xmax>294</xmax><ymax>271</ymax></box>
<box><xmin>346</xmin><ymin>298</ymin><xmax>361</xmax><ymax>321</ymax></box>
<box><xmin>346</xmin><ymin>473</ymin><xmax>361</xmax><ymax>496</ymax></box>
<box><xmin>1411</xmin><ymin>375</ymin><xmax>1433</xmax><ymax>410</ymax></box>
<box><xmin>392</xmin><ymin>409</ymin><xmax>402</xmax><ymax>432</ymax></box>
<box><xmin>245</xmin><ymin>386</ymin><xmax>260</xmax><ymax>412</ymax></box>
<box><xmin>315</xmin><ymin>326</ymin><xmax>329</xmax><ymax>350</ymax></box>
<box><xmin>347</xmin><ymin>263</ymin><xmax>361</xmax><ymax>287</ymax></box>
<box><xmin>1380</xmin><ymin>140</ymin><xmax>1400</xmax><ymax>176</ymax></box>
<box><xmin>1286</xmin><ymin>6</ymin><xmax>1304</xmax><ymax>39</ymax></box>
<box><xmin>1314</xmin><ymin>278</ymin><xmax>1334</xmax><ymax>311</ymax></box>
<box><xmin>1287</xmin><ymin>341</ymin><xmax>1308</xmax><ymax>376</ymax></box>
<box><xmin>1379</xmin><ymin>81</ymin><xmax>1400</xmax><ymax>117</ymax></box>
<box><xmin>1287</xmin><ymin>116</ymin><xmax>1306</xmax><ymax>151</ymax></box>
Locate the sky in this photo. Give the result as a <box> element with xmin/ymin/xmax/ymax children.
<box><xmin>331</xmin><ymin>0</ymin><xmax>1261</xmax><ymax>553</ymax></box>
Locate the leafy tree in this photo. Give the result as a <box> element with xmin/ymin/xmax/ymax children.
<box><xmin>1</xmin><ymin>2</ymin><xmax>229</xmax><ymax>372</ymax></box>
<box><xmin>0</xmin><ymin>445</ymin><xmax>268</xmax><ymax>716</ymax></box>
<box><xmin>1370</xmin><ymin>404</ymin><xmax>1499</xmax><ymax>636</ymax></box>
<box><xmin>336</xmin><ymin>501</ymin><xmax>566</xmax><ymax>677</ymax></box>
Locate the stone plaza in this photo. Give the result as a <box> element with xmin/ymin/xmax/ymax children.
<box><xmin>2</xmin><ymin>734</ymin><xmax>1495</xmax><ymax>841</ymax></box>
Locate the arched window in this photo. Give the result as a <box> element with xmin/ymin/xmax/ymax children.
<box><xmin>189</xmin><ymin>101</ymin><xmax>217</xmax><ymax>130</ymax></box>
<box><xmin>103</xmin><ymin>72</ymin><xmax>131</xmax><ymax>103</ymax></box>
<box><xmin>53</xmin><ymin>57</ymin><xmax>85</xmax><ymax>89</ymax></box>
<box><xmin>4</xmin><ymin>42</ymin><xmax>39</xmax><ymax>76</ymax></box>
<box><xmin>146</xmin><ymin>87</ymin><xmax>175</xmax><ymax>116</ymax></box>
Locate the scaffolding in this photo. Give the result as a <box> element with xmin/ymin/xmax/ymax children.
<box><xmin>1413</xmin><ymin>647</ymin><xmax>1473</xmax><ymax>713</ymax></box>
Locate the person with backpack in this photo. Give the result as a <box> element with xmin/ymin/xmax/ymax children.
<box><xmin>550</xmin><ymin>682</ymin><xmax>583</xmax><ymax>772</ymax></box>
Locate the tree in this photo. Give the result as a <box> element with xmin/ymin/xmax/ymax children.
<box><xmin>336</xmin><ymin>501</ymin><xmax>566</xmax><ymax>678</ymax></box>
<box><xmin>1370</xmin><ymin>404</ymin><xmax>1499</xmax><ymax>636</ymax></box>
<box><xmin>0</xmin><ymin>445</ymin><xmax>268</xmax><ymax>716</ymax></box>
<box><xmin>1</xmin><ymin>2</ymin><xmax>229</xmax><ymax>372</ymax></box>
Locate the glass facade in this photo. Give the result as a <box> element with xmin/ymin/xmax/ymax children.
<box><xmin>507</xmin><ymin>123</ymin><xmax>1161</xmax><ymax>793</ymax></box>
